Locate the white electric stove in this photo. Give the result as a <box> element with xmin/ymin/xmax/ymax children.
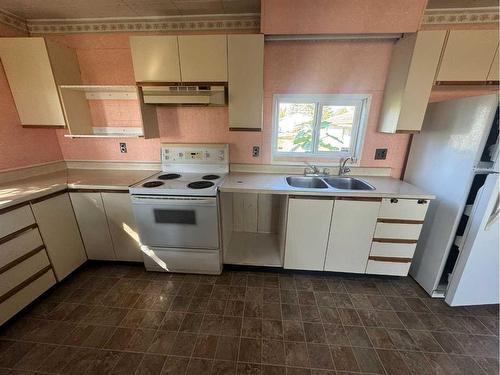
<box><xmin>129</xmin><ymin>144</ymin><xmax>228</xmax><ymax>275</ymax></box>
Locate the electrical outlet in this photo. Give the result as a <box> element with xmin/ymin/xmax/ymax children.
<box><xmin>375</xmin><ymin>148</ymin><xmax>387</xmax><ymax>160</ymax></box>
<box><xmin>120</xmin><ymin>143</ymin><xmax>127</xmax><ymax>153</ymax></box>
<box><xmin>252</xmin><ymin>146</ymin><xmax>260</xmax><ymax>157</ymax></box>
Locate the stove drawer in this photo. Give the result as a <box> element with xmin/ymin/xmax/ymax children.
<box><xmin>142</xmin><ymin>247</ymin><xmax>221</xmax><ymax>275</ymax></box>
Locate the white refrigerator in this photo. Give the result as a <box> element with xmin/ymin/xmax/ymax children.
<box><xmin>404</xmin><ymin>94</ymin><xmax>499</xmax><ymax>306</ymax></box>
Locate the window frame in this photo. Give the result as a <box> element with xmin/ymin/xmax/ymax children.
<box><xmin>271</xmin><ymin>93</ymin><xmax>371</xmax><ymax>163</ymax></box>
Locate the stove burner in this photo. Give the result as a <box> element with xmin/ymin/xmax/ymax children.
<box><xmin>188</xmin><ymin>181</ymin><xmax>215</xmax><ymax>189</ymax></box>
<box><xmin>142</xmin><ymin>181</ymin><xmax>164</xmax><ymax>188</ymax></box>
<box><xmin>158</xmin><ymin>173</ymin><xmax>181</xmax><ymax>180</ymax></box>
<box><xmin>202</xmin><ymin>174</ymin><xmax>220</xmax><ymax>181</ymax></box>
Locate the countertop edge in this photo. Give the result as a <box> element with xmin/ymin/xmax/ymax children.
<box><xmin>219</xmin><ymin>187</ymin><xmax>435</xmax><ymax>200</ymax></box>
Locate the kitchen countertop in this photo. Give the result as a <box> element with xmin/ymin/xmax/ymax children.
<box><xmin>0</xmin><ymin>169</ymin><xmax>157</xmax><ymax>210</ymax></box>
<box><xmin>0</xmin><ymin>169</ymin><xmax>433</xmax><ymax>211</ymax></box>
<box><xmin>220</xmin><ymin>172</ymin><xmax>434</xmax><ymax>199</ymax></box>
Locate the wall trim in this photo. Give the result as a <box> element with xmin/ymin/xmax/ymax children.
<box><xmin>422</xmin><ymin>6</ymin><xmax>499</xmax><ymax>25</ymax></box>
<box><xmin>0</xmin><ymin>8</ymin><xmax>28</xmax><ymax>33</ymax></box>
<box><xmin>26</xmin><ymin>13</ymin><xmax>260</xmax><ymax>34</ymax></box>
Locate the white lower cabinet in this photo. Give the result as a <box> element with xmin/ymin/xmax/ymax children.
<box><xmin>101</xmin><ymin>193</ymin><xmax>142</xmax><ymax>262</ymax></box>
<box><xmin>324</xmin><ymin>198</ymin><xmax>381</xmax><ymax>273</ymax></box>
<box><xmin>30</xmin><ymin>193</ymin><xmax>87</xmax><ymax>281</ymax></box>
<box><xmin>70</xmin><ymin>192</ymin><xmax>116</xmax><ymax>260</ymax></box>
<box><xmin>70</xmin><ymin>192</ymin><xmax>142</xmax><ymax>262</ymax></box>
<box><xmin>284</xmin><ymin>197</ymin><xmax>333</xmax><ymax>271</ymax></box>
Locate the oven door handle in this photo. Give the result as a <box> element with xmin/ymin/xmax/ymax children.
<box><xmin>131</xmin><ymin>196</ymin><xmax>217</xmax><ymax>206</ymax></box>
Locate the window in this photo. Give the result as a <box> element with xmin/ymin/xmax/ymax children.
<box><xmin>272</xmin><ymin>94</ymin><xmax>371</xmax><ymax>161</ymax></box>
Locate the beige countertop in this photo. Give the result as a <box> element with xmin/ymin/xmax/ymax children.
<box><xmin>220</xmin><ymin>172</ymin><xmax>434</xmax><ymax>199</ymax></box>
<box><xmin>0</xmin><ymin>169</ymin><xmax>433</xmax><ymax>211</ymax></box>
<box><xmin>0</xmin><ymin>169</ymin><xmax>157</xmax><ymax>210</ymax></box>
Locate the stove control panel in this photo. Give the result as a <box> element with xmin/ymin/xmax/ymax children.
<box><xmin>161</xmin><ymin>144</ymin><xmax>228</xmax><ymax>164</ymax></box>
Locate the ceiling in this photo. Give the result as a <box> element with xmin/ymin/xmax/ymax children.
<box><xmin>0</xmin><ymin>0</ymin><xmax>260</xmax><ymax>20</ymax></box>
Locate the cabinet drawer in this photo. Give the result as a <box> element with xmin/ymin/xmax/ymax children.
<box><xmin>378</xmin><ymin>198</ymin><xmax>428</xmax><ymax>220</ymax></box>
<box><xmin>0</xmin><ymin>205</ymin><xmax>35</xmax><ymax>239</ymax></box>
<box><xmin>0</xmin><ymin>268</ymin><xmax>56</xmax><ymax>325</ymax></box>
<box><xmin>374</xmin><ymin>222</ymin><xmax>422</xmax><ymax>240</ymax></box>
<box><xmin>0</xmin><ymin>250</ymin><xmax>50</xmax><ymax>296</ymax></box>
<box><xmin>370</xmin><ymin>241</ymin><xmax>417</xmax><ymax>258</ymax></box>
<box><xmin>0</xmin><ymin>227</ymin><xmax>44</xmax><ymax>268</ymax></box>
<box><xmin>366</xmin><ymin>259</ymin><xmax>411</xmax><ymax>276</ymax></box>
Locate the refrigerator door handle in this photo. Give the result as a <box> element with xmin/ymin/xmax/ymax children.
<box><xmin>485</xmin><ymin>196</ymin><xmax>499</xmax><ymax>231</ymax></box>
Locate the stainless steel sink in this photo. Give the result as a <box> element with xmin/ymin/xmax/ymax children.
<box><xmin>324</xmin><ymin>177</ymin><xmax>375</xmax><ymax>190</ymax></box>
<box><xmin>286</xmin><ymin>176</ymin><xmax>328</xmax><ymax>189</ymax></box>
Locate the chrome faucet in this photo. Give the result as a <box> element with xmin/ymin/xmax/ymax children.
<box><xmin>304</xmin><ymin>164</ymin><xmax>330</xmax><ymax>177</ymax></box>
<box><xmin>338</xmin><ymin>157</ymin><xmax>354</xmax><ymax>176</ymax></box>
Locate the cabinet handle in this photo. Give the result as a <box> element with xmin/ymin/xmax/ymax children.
<box><xmin>390</xmin><ymin>198</ymin><xmax>398</xmax><ymax>203</ymax></box>
<box><xmin>417</xmin><ymin>199</ymin><xmax>428</xmax><ymax>204</ymax></box>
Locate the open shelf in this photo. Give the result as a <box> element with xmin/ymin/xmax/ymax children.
<box><xmin>225</xmin><ymin>232</ymin><xmax>282</xmax><ymax>267</ymax></box>
<box><xmin>59</xmin><ymin>85</ymin><xmax>138</xmax><ymax>100</ymax></box>
<box><xmin>58</xmin><ymin>84</ymin><xmax>159</xmax><ymax>139</ymax></box>
<box><xmin>220</xmin><ymin>191</ymin><xmax>287</xmax><ymax>268</ymax></box>
<box><xmin>63</xmin><ymin>134</ymin><xmax>142</xmax><ymax>138</ymax></box>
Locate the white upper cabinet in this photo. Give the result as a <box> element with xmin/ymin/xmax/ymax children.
<box><xmin>0</xmin><ymin>37</ymin><xmax>81</xmax><ymax>127</ymax></box>
<box><xmin>130</xmin><ymin>35</ymin><xmax>228</xmax><ymax>82</ymax></box>
<box><xmin>284</xmin><ymin>197</ymin><xmax>333</xmax><ymax>271</ymax></box>
<box><xmin>130</xmin><ymin>36</ymin><xmax>181</xmax><ymax>82</ymax></box>
<box><xmin>178</xmin><ymin>35</ymin><xmax>228</xmax><ymax>82</ymax></box>
<box><xmin>324</xmin><ymin>198</ymin><xmax>381</xmax><ymax>273</ymax></box>
<box><xmin>436</xmin><ymin>30</ymin><xmax>499</xmax><ymax>82</ymax></box>
<box><xmin>378</xmin><ymin>31</ymin><xmax>447</xmax><ymax>133</ymax></box>
<box><xmin>228</xmin><ymin>34</ymin><xmax>264</xmax><ymax>130</ymax></box>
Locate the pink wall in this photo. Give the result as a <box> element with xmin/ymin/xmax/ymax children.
<box><xmin>0</xmin><ymin>24</ymin><xmax>63</xmax><ymax>171</ymax></box>
<box><xmin>261</xmin><ymin>0</ymin><xmax>427</xmax><ymax>35</ymax></box>
<box><xmin>52</xmin><ymin>34</ymin><xmax>409</xmax><ymax>177</ymax></box>
<box><xmin>262</xmin><ymin>40</ymin><xmax>410</xmax><ymax>176</ymax></box>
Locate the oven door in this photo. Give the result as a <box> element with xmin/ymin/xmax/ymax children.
<box><xmin>131</xmin><ymin>195</ymin><xmax>219</xmax><ymax>249</ymax></box>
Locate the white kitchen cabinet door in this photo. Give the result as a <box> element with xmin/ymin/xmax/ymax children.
<box><xmin>0</xmin><ymin>38</ymin><xmax>66</xmax><ymax>126</ymax></box>
<box><xmin>101</xmin><ymin>192</ymin><xmax>142</xmax><ymax>262</ymax></box>
<box><xmin>70</xmin><ymin>192</ymin><xmax>116</xmax><ymax>261</ymax></box>
<box><xmin>30</xmin><ymin>193</ymin><xmax>87</xmax><ymax>281</ymax></box>
<box><xmin>129</xmin><ymin>36</ymin><xmax>181</xmax><ymax>82</ymax></box>
<box><xmin>178</xmin><ymin>35</ymin><xmax>228</xmax><ymax>82</ymax></box>
<box><xmin>228</xmin><ymin>34</ymin><xmax>264</xmax><ymax>130</ymax></box>
<box><xmin>436</xmin><ymin>30</ymin><xmax>499</xmax><ymax>81</ymax></box>
<box><xmin>324</xmin><ymin>198</ymin><xmax>381</xmax><ymax>273</ymax></box>
<box><xmin>284</xmin><ymin>197</ymin><xmax>333</xmax><ymax>271</ymax></box>
<box><xmin>378</xmin><ymin>31</ymin><xmax>447</xmax><ymax>133</ymax></box>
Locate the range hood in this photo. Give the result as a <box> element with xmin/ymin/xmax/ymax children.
<box><xmin>140</xmin><ymin>85</ymin><xmax>226</xmax><ymax>106</ymax></box>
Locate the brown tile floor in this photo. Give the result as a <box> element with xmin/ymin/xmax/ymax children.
<box><xmin>0</xmin><ymin>263</ymin><xmax>498</xmax><ymax>375</ymax></box>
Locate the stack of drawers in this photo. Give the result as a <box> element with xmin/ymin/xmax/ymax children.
<box><xmin>0</xmin><ymin>204</ymin><xmax>57</xmax><ymax>325</ymax></box>
<box><xmin>366</xmin><ymin>198</ymin><xmax>429</xmax><ymax>276</ymax></box>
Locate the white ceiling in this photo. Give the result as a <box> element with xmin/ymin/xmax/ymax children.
<box><xmin>0</xmin><ymin>0</ymin><xmax>260</xmax><ymax>20</ymax></box>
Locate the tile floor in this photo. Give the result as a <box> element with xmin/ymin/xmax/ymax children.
<box><xmin>0</xmin><ymin>263</ymin><xmax>498</xmax><ymax>375</ymax></box>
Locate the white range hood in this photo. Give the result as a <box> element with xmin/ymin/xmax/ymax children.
<box><xmin>140</xmin><ymin>85</ymin><xmax>226</xmax><ymax>106</ymax></box>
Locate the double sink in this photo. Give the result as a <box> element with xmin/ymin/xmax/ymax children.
<box><xmin>286</xmin><ymin>176</ymin><xmax>375</xmax><ymax>191</ymax></box>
